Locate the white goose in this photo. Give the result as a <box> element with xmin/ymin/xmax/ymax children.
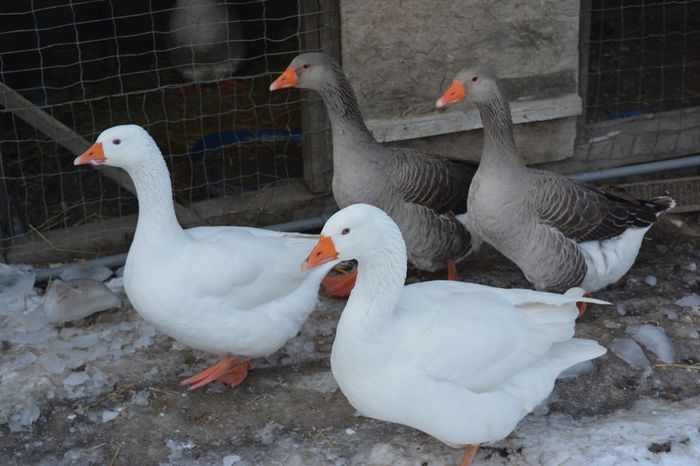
<box><xmin>436</xmin><ymin>65</ymin><xmax>675</xmax><ymax>315</ymax></box>
<box><xmin>302</xmin><ymin>204</ymin><xmax>607</xmax><ymax>466</ymax></box>
<box><xmin>74</xmin><ymin>125</ymin><xmax>336</xmax><ymax>389</ymax></box>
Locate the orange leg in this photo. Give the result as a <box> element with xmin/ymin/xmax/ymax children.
<box><xmin>447</xmin><ymin>259</ymin><xmax>461</xmax><ymax>281</ymax></box>
<box><xmin>181</xmin><ymin>355</ymin><xmax>252</xmax><ymax>390</ymax></box>
<box><xmin>322</xmin><ymin>262</ymin><xmax>358</xmax><ymax>298</ymax></box>
<box><xmin>576</xmin><ymin>293</ymin><xmax>591</xmax><ymax>319</ymax></box>
<box><xmin>459</xmin><ymin>444</ymin><xmax>479</xmax><ymax>466</ymax></box>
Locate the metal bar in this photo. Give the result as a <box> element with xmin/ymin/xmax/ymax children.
<box><xmin>569</xmin><ymin>154</ymin><xmax>700</xmax><ymax>182</ymax></box>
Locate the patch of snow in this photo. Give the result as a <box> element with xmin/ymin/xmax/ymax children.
<box><xmin>101</xmin><ymin>409</ymin><xmax>120</xmax><ymax>423</ymax></box>
<box><xmin>38</xmin><ymin>353</ymin><xmax>66</xmax><ymax>374</ymax></box>
<box><xmin>256</xmin><ymin>421</ymin><xmax>281</xmax><ymax>445</ymax></box>
<box><xmin>223</xmin><ymin>454</ymin><xmax>242</xmax><ymax>466</ymax></box>
<box><xmin>345</xmin><ymin>428</ymin><xmax>356</xmax><ymax>435</ymax></box>
<box><xmin>626</xmin><ymin>325</ymin><xmax>676</xmax><ymax>363</ymax></box>
<box><xmin>616</xmin><ymin>304</ymin><xmax>626</xmax><ymax>316</ymax></box>
<box><xmin>687</xmin><ymin>262</ymin><xmax>697</xmax><ymax>272</ymax></box>
<box><xmin>0</xmin><ymin>263</ymin><xmax>36</xmax><ymax>315</ymax></box>
<box><xmin>675</xmin><ymin>293</ymin><xmax>700</xmax><ymax>308</ymax></box>
<box><xmin>63</xmin><ymin>371</ymin><xmax>90</xmax><ymax>387</ymax></box>
<box><xmin>644</xmin><ymin>275</ymin><xmax>657</xmax><ymax>286</ymax></box>
<box><xmin>7</xmin><ymin>403</ymin><xmax>40</xmax><ymax>432</ymax></box>
<box><xmin>43</xmin><ymin>279</ymin><xmax>120</xmax><ymax>324</ymax></box>
<box><xmin>665</xmin><ymin>309</ymin><xmax>678</xmax><ymax>321</ymax></box>
<box><xmin>131</xmin><ymin>390</ymin><xmax>151</xmax><ymax>407</ymax></box>
<box><xmin>609</xmin><ymin>338</ymin><xmax>652</xmax><ymax>377</ymax></box>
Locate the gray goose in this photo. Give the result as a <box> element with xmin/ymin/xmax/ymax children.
<box><xmin>436</xmin><ymin>65</ymin><xmax>674</xmax><ymax>312</ymax></box>
<box><xmin>270</xmin><ymin>53</ymin><xmax>479</xmax><ymax>293</ymax></box>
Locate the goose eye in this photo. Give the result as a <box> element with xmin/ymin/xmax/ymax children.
<box><xmin>471</xmin><ymin>76</ymin><xmax>479</xmax><ymax>82</ymax></box>
<box><xmin>113</xmin><ymin>139</ymin><xmax>121</xmax><ymax>145</ymax></box>
<box><xmin>341</xmin><ymin>228</ymin><xmax>350</xmax><ymax>235</ymax></box>
<box><xmin>302</xmin><ymin>64</ymin><xmax>310</xmax><ymax>69</ymax></box>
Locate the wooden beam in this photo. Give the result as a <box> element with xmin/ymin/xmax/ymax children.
<box><xmin>366</xmin><ymin>93</ymin><xmax>583</xmax><ymax>143</ymax></box>
<box><xmin>0</xmin><ymin>80</ymin><xmax>196</xmax><ymax>222</ymax></box>
<box><xmin>4</xmin><ymin>181</ymin><xmax>336</xmax><ymax>264</ymax></box>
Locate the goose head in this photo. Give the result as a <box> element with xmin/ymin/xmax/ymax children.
<box><xmin>435</xmin><ymin>64</ymin><xmax>500</xmax><ymax>108</ymax></box>
<box><xmin>269</xmin><ymin>52</ymin><xmax>339</xmax><ymax>92</ymax></box>
<box><xmin>74</xmin><ymin>125</ymin><xmax>159</xmax><ymax>169</ymax></box>
<box><xmin>302</xmin><ymin>204</ymin><xmax>404</xmax><ymax>271</ymax></box>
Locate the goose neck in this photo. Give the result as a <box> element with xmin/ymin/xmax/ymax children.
<box><xmin>318</xmin><ymin>72</ymin><xmax>375</xmax><ymax>145</ymax></box>
<box><xmin>475</xmin><ymin>90</ymin><xmax>525</xmax><ymax>170</ymax></box>
<box><xmin>126</xmin><ymin>155</ymin><xmax>184</xmax><ymax>237</ymax></box>
<box><xmin>343</xmin><ymin>239</ymin><xmax>407</xmax><ymax>327</ymax></box>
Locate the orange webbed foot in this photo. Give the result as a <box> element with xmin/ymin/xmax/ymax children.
<box><xmin>576</xmin><ymin>293</ymin><xmax>591</xmax><ymax>319</ymax></box>
<box><xmin>181</xmin><ymin>355</ymin><xmax>252</xmax><ymax>390</ymax></box>
<box><xmin>322</xmin><ymin>262</ymin><xmax>358</xmax><ymax>298</ymax></box>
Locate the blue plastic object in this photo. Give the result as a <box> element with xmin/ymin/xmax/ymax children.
<box><xmin>189</xmin><ymin>129</ymin><xmax>302</xmax><ymax>159</ymax></box>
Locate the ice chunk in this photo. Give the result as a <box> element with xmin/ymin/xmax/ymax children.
<box><xmin>63</xmin><ymin>371</ymin><xmax>90</xmax><ymax>386</ymax></box>
<box><xmin>558</xmin><ymin>360</ymin><xmax>596</xmax><ymax>379</ymax></box>
<box><xmin>609</xmin><ymin>338</ymin><xmax>652</xmax><ymax>377</ymax></box>
<box><xmin>223</xmin><ymin>455</ymin><xmax>242</xmax><ymax>466</ymax></box>
<box><xmin>665</xmin><ymin>309</ymin><xmax>678</xmax><ymax>321</ymax></box>
<box><xmin>8</xmin><ymin>403</ymin><xmax>40</xmax><ymax>432</ymax></box>
<box><xmin>24</xmin><ymin>306</ymin><xmax>49</xmax><ymax>332</ymax></box>
<box><xmin>687</xmin><ymin>262</ymin><xmax>697</xmax><ymax>272</ymax></box>
<box><xmin>101</xmin><ymin>409</ymin><xmax>120</xmax><ymax>423</ymax></box>
<box><xmin>345</xmin><ymin>428</ymin><xmax>356</xmax><ymax>435</ymax></box>
<box><xmin>43</xmin><ymin>279</ymin><xmax>121</xmax><ymax>324</ymax></box>
<box><xmin>616</xmin><ymin>304</ymin><xmax>626</xmax><ymax>316</ymax></box>
<box><xmin>39</xmin><ymin>352</ymin><xmax>66</xmax><ymax>374</ymax></box>
<box><xmin>130</xmin><ymin>390</ymin><xmax>150</xmax><ymax>407</ymax></box>
<box><xmin>59</xmin><ymin>265</ymin><xmax>113</xmax><ymax>282</ymax></box>
<box><xmin>644</xmin><ymin>275</ymin><xmax>657</xmax><ymax>286</ymax></box>
<box><xmin>626</xmin><ymin>325</ymin><xmax>676</xmax><ymax>363</ymax></box>
<box><xmin>0</xmin><ymin>263</ymin><xmax>36</xmax><ymax>314</ymax></box>
<box><xmin>70</xmin><ymin>333</ymin><xmax>99</xmax><ymax>349</ymax></box>
<box><xmin>675</xmin><ymin>293</ymin><xmax>700</xmax><ymax>308</ymax></box>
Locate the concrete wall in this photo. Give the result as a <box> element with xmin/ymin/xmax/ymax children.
<box><xmin>339</xmin><ymin>0</ymin><xmax>581</xmax><ymax>164</ymax></box>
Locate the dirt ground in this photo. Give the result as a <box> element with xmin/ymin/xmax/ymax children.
<box><xmin>1</xmin><ymin>213</ymin><xmax>699</xmax><ymax>466</ymax></box>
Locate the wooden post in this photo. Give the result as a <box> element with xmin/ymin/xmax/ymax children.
<box><xmin>298</xmin><ymin>0</ymin><xmax>340</xmax><ymax>194</ymax></box>
<box><xmin>576</xmin><ymin>0</ymin><xmax>592</xmax><ymax>145</ymax></box>
<box><xmin>0</xmin><ymin>81</ymin><xmax>196</xmax><ymax>222</ymax></box>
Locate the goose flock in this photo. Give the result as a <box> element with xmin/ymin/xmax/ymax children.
<box><xmin>73</xmin><ymin>51</ymin><xmax>675</xmax><ymax>465</ymax></box>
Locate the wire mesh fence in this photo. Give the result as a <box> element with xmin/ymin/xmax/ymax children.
<box><xmin>0</xmin><ymin>0</ymin><xmax>337</xmax><ymax>260</ymax></box>
<box><xmin>585</xmin><ymin>0</ymin><xmax>700</xmax><ymax>122</ymax></box>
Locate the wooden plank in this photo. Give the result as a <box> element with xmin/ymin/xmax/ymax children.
<box><xmin>299</xmin><ymin>0</ymin><xmax>339</xmax><ymax>194</ymax></box>
<box><xmin>0</xmin><ymin>80</ymin><xmax>196</xmax><ymax>222</ymax></box>
<box><xmin>366</xmin><ymin>93</ymin><xmax>583</xmax><ymax>143</ymax></box>
<box><xmin>4</xmin><ymin>181</ymin><xmax>336</xmax><ymax>264</ymax></box>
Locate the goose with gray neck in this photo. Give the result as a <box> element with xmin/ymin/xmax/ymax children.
<box><xmin>436</xmin><ymin>65</ymin><xmax>675</xmax><ymax>313</ymax></box>
<box><xmin>302</xmin><ymin>203</ymin><xmax>607</xmax><ymax>466</ymax></box>
<box><xmin>271</xmin><ymin>53</ymin><xmax>481</xmax><ymax>296</ymax></box>
<box><xmin>74</xmin><ymin>124</ymin><xmax>337</xmax><ymax>390</ymax></box>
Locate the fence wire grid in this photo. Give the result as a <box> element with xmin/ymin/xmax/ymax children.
<box><xmin>0</xmin><ymin>0</ymin><xmax>336</xmax><ymax>258</ymax></box>
<box><xmin>585</xmin><ymin>0</ymin><xmax>700</xmax><ymax>122</ymax></box>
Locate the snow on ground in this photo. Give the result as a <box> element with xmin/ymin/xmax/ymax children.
<box><xmin>1</xmin><ymin>214</ymin><xmax>700</xmax><ymax>465</ymax></box>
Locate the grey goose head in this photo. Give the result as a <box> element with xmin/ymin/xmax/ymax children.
<box><xmin>436</xmin><ymin>64</ymin><xmax>501</xmax><ymax>108</ymax></box>
<box><xmin>270</xmin><ymin>52</ymin><xmax>341</xmax><ymax>92</ymax></box>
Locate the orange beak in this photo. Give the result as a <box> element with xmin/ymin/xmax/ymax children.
<box><xmin>301</xmin><ymin>235</ymin><xmax>339</xmax><ymax>271</ymax></box>
<box><xmin>269</xmin><ymin>67</ymin><xmax>298</xmax><ymax>91</ymax></box>
<box><xmin>435</xmin><ymin>80</ymin><xmax>466</xmax><ymax>108</ymax></box>
<box><xmin>74</xmin><ymin>142</ymin><xmax>106</xmax><ymax>165</ymax></box>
